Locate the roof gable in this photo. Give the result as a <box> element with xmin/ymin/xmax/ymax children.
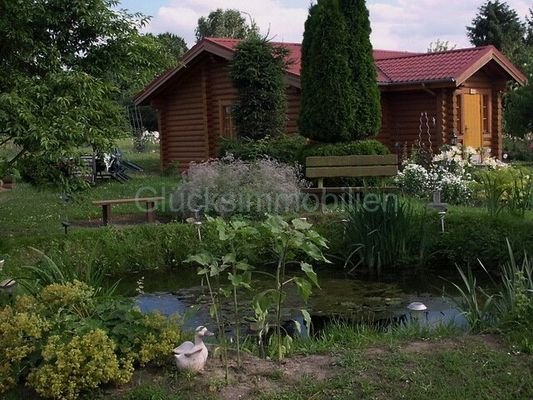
<box><xmin>135</xmin><ymin>38</ymin><xmax>527</xmax><ymax>106</ymax></box>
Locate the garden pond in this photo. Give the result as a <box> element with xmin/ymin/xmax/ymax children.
<box><xmin>113</xmin><ymin>265</ymin><xmax>469</xmax><ymax>335</ymax></box>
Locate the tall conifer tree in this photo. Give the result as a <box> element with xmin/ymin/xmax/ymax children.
<box><xmin>299</xmin><ymin>0</ymin><xmax>381</xmax><ymax>142</ymax></box>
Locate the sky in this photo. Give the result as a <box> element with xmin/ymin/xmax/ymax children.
<box><xmin>119</xmin><ymin>0</ymin><xmax>532</xmax><ymax>51</ymax></box>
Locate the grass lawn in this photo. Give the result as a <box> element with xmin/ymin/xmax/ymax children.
<box><xmin>0</xmin><ymin>142</ymin><xmax>179</xmax><ymax>239</ymax></box>
<box><xmin>93</xmin><ymin>331</ymin><xmax>532</xmax><ymax>400</ymax></box>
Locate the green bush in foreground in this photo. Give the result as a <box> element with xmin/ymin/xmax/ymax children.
<box><xmin>0</xmin><ymin>281</ymin><xmax>181</xmax><ymax>399</ymax></box>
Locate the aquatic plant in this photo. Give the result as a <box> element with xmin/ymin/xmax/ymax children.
<box><xmin>187</xmin><ymin>216</ymin><xmax>258</xmax><ymax>375</ymax></box>
<box><xmin>15</xmin><ymin>247</ymin><xmax>116</xmax><ymax>297</ymax></box>
<box><xmin>255</xmin><ymin>216</ymin><xmax>328</xmax><ymax>360</ymax></box>
<box><xmin>450</xmin><ymin>241</ymin><xmax>533</xmax><ymax>351</ymax></box>
<box><xmin>344</xmin><ymin>195</ymin><xmax>423</xmax><ymax>273</ymax></box>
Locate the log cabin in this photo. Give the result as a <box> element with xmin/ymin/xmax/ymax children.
<box><xmin>134</xmin><ymin>37</ymin><xmax>527</xmax><ymax>170</ymax></box>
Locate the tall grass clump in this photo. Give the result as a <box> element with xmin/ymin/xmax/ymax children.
<box><xmin>14</xmin><ymin>248</ymin><xmax>117</xmax><ymax>297</ymax></box>
<box><xmin>451</xmin><ymin>240</ymin><xmax>533</xmax><ymax>352</ymax></box>
<box><xmin>344</xmin><ymin>195</ymin><xmax>424</xmax><ymax>273</ymax></box>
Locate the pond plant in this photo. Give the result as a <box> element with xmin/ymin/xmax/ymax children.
<box><xmin>344</xmin><ymin>194</ymin><xmax>425</xmax><ymax>273</ymax></box>
<box><xmin>186</xmin><ymin>217</ymin><xmax>258</xmax><ymax>378</ymax></box>
<box><xmin>187</xmin><ymin>215</ymin><xmax>328</xmax><ymax>367</ymax></box>
<box><xmin>450</xmin><ymin>241</ymin><xmax>533</xmax><ymax>352</ymax></box>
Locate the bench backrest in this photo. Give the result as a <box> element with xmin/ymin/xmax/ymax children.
<box><xmin>305</xmin><ymin>155</ymin><xmax>398</xmax><ymax>179</ymax></box>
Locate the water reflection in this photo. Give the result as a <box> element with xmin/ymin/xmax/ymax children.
<box><xmin>118</xmin><ymin>266</ymin><xmax>468</xmax><ymax>332</ymax></box>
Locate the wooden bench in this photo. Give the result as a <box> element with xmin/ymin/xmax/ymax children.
<box><xmin>302</xmin><ymin>154</ymin><xmax>399</xmax><ymax>196</ymax></box>
<box><xmin>92</xmin><ymin>197</ymin><xmax>164</xmax><ymax>226</ymax></box>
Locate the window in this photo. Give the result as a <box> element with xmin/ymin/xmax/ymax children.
<box><xmin>220</xmin><ymin>104</ymin><xmax>235</xmax><ymax>138</ymax></box>
<box><xmin>455</xmin><ymin>94</ymin><xmax>462</xmax><ymax>135</ymax></box>
<box><xmin>482</xmin><ymin>95</ymin><xmax>489</xmax><ymax>134</ymax></box>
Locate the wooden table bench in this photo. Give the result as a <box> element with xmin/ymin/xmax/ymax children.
<box><xmin>92</xmin><ymin>197</ymin><xmax>164</xmax><ymax>226</ymax></box>
<box><xmin>302</xmin><ymin>154</ymin><xmax>399</xmax><ymax>198</ymax></box>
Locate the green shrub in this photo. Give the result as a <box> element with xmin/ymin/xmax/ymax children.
<box><xmin>473</xmin><ymin>167</ymin><xmax>533</xmax><ymax>217</ymax></box>
<box><xmin>0</xmin><ymin>282</ymin><xmax>182</xmax><ymax>399</ymax></box>
<box><xmin>172</xmin><ymin>157</ymin><xmax>304</xmax><ymax>218</ymax></box>
<box><xmin>28</xmin><ymin>329</ymin><xmax>129</xmax><ymax>400</ymax></box>
<box><xmin>299</xmin><ymin>0</ymin><xmax>381</xmax><ymax>142</ymax></box>
<box><xmin>426</xmin><ymin>211</ymin><xmax>533</xmax><ymax>269</ymax></box>
<box><xmin>504</xmin><ymin>135</ymin><xmax>533</xmax><ymax>162</ymax></box>
<box><xmin>300</xmin><ymin>140</ymin><xmax>389</xmax><ymax>159</ymax></box>
<box><xmin>230</xmin><ymin>37</ymin><xmax>288</xmax><ymax>139</ymax></box>
<box><xmin>218</xmin><ymin>135</ymin><xmax>308</xmax><ymax>164</ymax></box>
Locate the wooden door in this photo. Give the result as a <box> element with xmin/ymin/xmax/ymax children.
<box><xmin>463</xmin><ymin>94</ymin><xmax>483</xmax><ymax>148</ymax></box>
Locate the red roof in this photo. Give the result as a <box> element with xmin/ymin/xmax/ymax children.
<box><xmin>204</xmin><ymin>37</ymin><xmax>420</xmax><ymax>80</ymax></box>
<box><xmin>135</xmin><ymin>37</ymin><xmax>527</xmax><ymax>105</ymax></box>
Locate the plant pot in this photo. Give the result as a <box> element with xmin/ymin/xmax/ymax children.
<box><xmin>1</xmin><ymin>175</ymin><xmax>15</xmax><ymax>189</ymax></box>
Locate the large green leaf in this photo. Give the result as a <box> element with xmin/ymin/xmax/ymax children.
<box><xmin>301</xmin><ymin>262</ymin><xmax>320</xmax><ymax>288</ymax></box>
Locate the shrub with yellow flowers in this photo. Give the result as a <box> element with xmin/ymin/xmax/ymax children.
<box><xmin>0</xmin><ymin>305</ymin><xmax>50</xmax><ymax>392</ymax></box>
<box><xmin>28</xmin><ymin>329</ymin><xmax>129</xmax><ymax>400</ymax></box>
<box><xmin>0</xmin><ymin>281</ymin><xmax>182</xmax><ymax>399</ymax></box>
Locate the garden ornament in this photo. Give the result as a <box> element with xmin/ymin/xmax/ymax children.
<box><xmin>407</xmin><ymin>302</ymin><xmax>427</xmax><ymax>311</ymax></box>
<box><xmin>173</xmin><ymin>326</ymin><xmax>214</xmax><ymax>372</ymax></box>
<box><xmin>0</xmin><ymin>278</ymin><xmax>16</xmax><ymax>294</ymax></box>
<box><xmin>407</xmin><ymin>302</ymin><xmax>427</xmax><ymax>321</ymax></box>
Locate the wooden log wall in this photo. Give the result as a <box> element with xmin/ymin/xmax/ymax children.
<box><xmin>385</xmin><ymin>91</ymin><xmax>439</xmax><ymax>153</ymax></box>
<box><xmin>155</xmin><ymin>64</ymin><xmax>209</xmax><ymax>170</ymax></box>
<box><xmin>286</xmin><ymin>86</ymin><xmax>301</xmax><ymax>134</ymax></box>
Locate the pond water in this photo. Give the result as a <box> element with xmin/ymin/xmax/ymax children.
<box><xmin>114</xmin><ymin>265</ymin><xmax>468</xmax><ymax>334</ymax></box>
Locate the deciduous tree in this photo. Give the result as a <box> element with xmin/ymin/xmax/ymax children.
<box><xmin>195</xmin><ymin>9</ymin><xmax>258</xmax><ymax>42</ymax></box>
<box><xmin>0</xmin><ymin>0</ymin><xmax>184</xmax><ymax>184</ymax></box>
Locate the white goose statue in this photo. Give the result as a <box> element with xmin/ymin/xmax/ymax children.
<box><xmin>173</xmin><ymin>326</ymin><xmax>214</xmax><ymax>372</ymax></box>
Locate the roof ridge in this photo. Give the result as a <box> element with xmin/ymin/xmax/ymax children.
<box><xmin>377</xmin><ymin>45</ymin><xmax>492</xmax><ymax>62</ymax></box>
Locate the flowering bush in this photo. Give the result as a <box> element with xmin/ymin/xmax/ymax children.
<box><xmin>0</xmin><ymin>282</ymin><xmax>182</xmax><ymax>399</ymax></box>
<box><xmin>28</xmin><ymin>330</ymin><xmax>129</xmax><ymax>400</ymax></box>
<box><xmin>173</xmin><ymin>155</ymin><xmax>305</xmax><ymax>217</ymax></box>
<box><xmin>396</xmin><ymin>145</ymin><xmax>507</xmax><ymax>204</ymax></box>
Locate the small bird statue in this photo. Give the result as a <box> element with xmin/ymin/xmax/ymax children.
<box><xmin>172</xmin><ymin>326</ymin><xmax>214</xmax><ymax>372</ymax></box>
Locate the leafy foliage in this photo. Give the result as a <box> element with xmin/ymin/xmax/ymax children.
<box><xmin>253</xmin><ymin>216</ymin><xmax>328</xmax><ymax>360</ymax></box>
<box><xmin>0</xmin><ymin>282</ymin><xmax>182</xmax><ymax>398</ymax></box>
<box><xmin>467</xmin><ymin>2</ymin><xmax>533</xmax><ymax>138</ymax></box>
<box><xmin>301</xmin><ymin>140</ymin><xmax>390</xmax><ymax>158</ymax></box>
<box><xmin>195</xmin><ymin>9</ymin><xmax>259</xmax><ymax>42</ymax></box>
<box><xmin>427</xmin><ymin>39</ymin><xmax>457</xmax><ymax>53</ymax></box>
<box><xmin>230</xmin><ymin>37</ymin><xmax>289</xmax><ymax>140</ymax></box>
<box><xmin>186</xmin><ymin>216</ymin><xmax>327</xmax><ymax>364</ymax></box>
<box><xmin>467</xmin><ymin>0</ymin><xmax>526</xmax><ymax>58</ymax></box>
<box><xmin>299</xmin><ymin>0</ymin><xmax>381</xmax><ymax>142</ymax></box>
<box><xmin>218</xmin><ymin>135</ymin><xmax>308</xmax><ymax>165</ymax></box>
<box><xmin>0</xmin><ymin>0</ymin><xmax>185</xmax><ymax>187</ymax></box>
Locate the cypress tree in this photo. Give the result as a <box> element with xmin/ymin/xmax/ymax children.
<box><xmin>299</xmin><ymin>0</ymin><xmax>381</xmax><ymax>142</ymax></box>
<box><xmin>299</xmin><ymin>0</ymin><xmax>358</xmax><ymax>143</ymax></box>
<box><xmin>230</xmin><ymin>37</ymin><xmax>288</xmax><ymax>139</ymax></box>
<box><xmin>340</xmin><ymin>0</ymin><xmax>381</xmax><ymax>138</ymax></box>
